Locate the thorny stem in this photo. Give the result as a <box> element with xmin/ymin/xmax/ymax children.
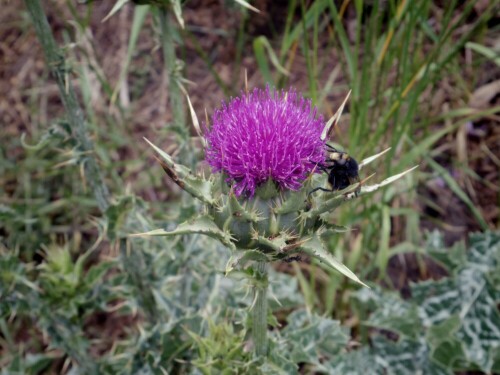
<box><xmin>253</xmin><ymin>261</ymin><xmax>269</xmax><ymax>357</ymax></box>
<box><xmin>25</xmin><ymin>2</ymin><xmax>107</xmax><ymax>370</ymax></box>
<box><xmin>24</xmin><ymin>4</ymin><xmax>158</xmax><ymax>367</ymax></box>
<box><xmin>24</xmin><ymin>0</ymin><xmax>110</xmax><ymax>213</ymax></box>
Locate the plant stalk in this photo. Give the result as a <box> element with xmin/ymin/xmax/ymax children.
<box><xmin>24</xmin><ymin>0</ymin><xmax>110</xmax><ymax>213</ymax></box>
<box><xmin>253</xmin><ymin>261</ymin><xmax>269</xmax><ymax>357</ymax></box>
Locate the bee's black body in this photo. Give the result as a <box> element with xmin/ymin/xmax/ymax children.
<box><xmin>310</xmin><ymin>144</ymin><xmax>361</xmax><ymax>195</ymax></box>
<box><xmin>325</xmin><ymin>153</ymin><xmax>359</xmax><ymax>190</ymax></box>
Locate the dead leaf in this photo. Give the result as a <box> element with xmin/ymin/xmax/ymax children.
<box><xmin>469</xmin><ymin>79</ymin><xmax>500</xmax><ymax>109</ymax></box>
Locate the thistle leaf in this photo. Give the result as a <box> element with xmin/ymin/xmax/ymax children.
<box><xmin>360</xmin><ymin>165</ymin><xmax>418</xmax><ymax>194</ymax></box>
<box><xmin>305</xmin><ymin>182</ymin><xmax>362</xmax><ymax>218</ymax></box>
<box><xmin>308</xmin><ymin>166</ymin><xmax>417</xmax><ymax>216</ymax></box>
<box><xmin>411</xmin><ymin>246</ymin><xmax>500</xmax><ymax>372</ymax></box>
<box><xmin>186</xmin><ymin>95</ymin><xmax>206</xmax><ymax>147</ymax></box>
<box><xmin>358</xmin><ymin>148</ymin><xmax>391</xmax><ymax>171</ymax></box>
<box><xmin>225</xmin><ymin>250</ymin><xmax>271</xmax><ymax>275</ymax></box>
<box><xmin>299</xmin><ymin>234</ymin><xmax>367</xmax><ymax>287</ymax></box>
<box><xmin>228</xmin><ymin>193</ymin><xmax>261</xmax><ymax>223</ymax></box>
<box><xmin>233</xmin><ymin>0</ymin><xmax>260</xmax><ymax>13</ymax></box>
<box><xmin>144</xmin><ymin>138</ymin><xmax>215</xmax><ymax>205</ymax></box>
<box><xmin>130</xmin><ymin>215</ymin><xmax>235</xmax><ymax>250</ymax></box>
<box><xmin>321</xmin><ymin>90</ymin><xmax>351</xmax><ymax>141</ymax></box>
<box><xmin>255</xmin><ymin>235</ymin><xmax>288</xmax><ymax>253</ymax></box>
<box><xmin>282</xmin><ymin>310</ymin><xmax>349</xmax><ymax>366</ymax></box>
<box><xmin>354</xmin><ymin>288</ymin><xmax>422</xmax><ymax>339</ymax></box>
<box><xmin>102</xmin><ymin>0</ymin><xmax>129</xmax><ymax>23</ymax></box>
<box><xmin>274</xmin><ymin>189</ymin><xmax>308</xmax><ymax>215</ymax></box>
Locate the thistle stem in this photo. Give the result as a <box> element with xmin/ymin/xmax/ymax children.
<box><xmin>253</xmin><ymin>261</ymin><xmax>269</xmax><ymax>357</ymax></box>
<box><xmin>24</xmin><ymin>0</ymin><xmax>110</xmax><ymax>213</ymax></box>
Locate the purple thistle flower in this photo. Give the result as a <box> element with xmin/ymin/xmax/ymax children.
<box><xmin>205</xmin><ymin>86</ymin><xmax>326</xmax><ymax>197</ymax></box>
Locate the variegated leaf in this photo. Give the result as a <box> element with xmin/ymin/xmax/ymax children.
<box><xmin>130</xmin><ymin>215</ymin><xmax>235</xmax><ymax>250</ymax></box>
<box><xmin>299</xmin><ymin>234</ymin><xmax>367</xmax><ymax>287</ymax></box>
<box><xmin>144</xmin><ymin>138</ymin><xmax>215</xmax><ymax>205</ymax></box>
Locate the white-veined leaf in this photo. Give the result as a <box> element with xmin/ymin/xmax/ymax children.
<box><xmin>299</xmin><ymin>234</ymin><xmax>367</xmax><ymax>287</ymax></box>
<box><xmin>130</xmin><ymin>215</ymin><xmax>235</xmax><ymax>250</ymax></box>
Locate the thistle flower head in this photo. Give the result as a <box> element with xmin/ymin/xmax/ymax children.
<box><xmin>205</xmin><ymin>86</ymin><xmax>326</xmax><ymax>196</ymax></box>
<box><xmin>142</xmin><ymin>88</ymin><xmax>414</xmax><ymax>287</ymax></box>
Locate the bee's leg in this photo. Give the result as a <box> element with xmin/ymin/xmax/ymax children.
<box><xmin>325</xmin><ymin>144</ymin><xmax>339</xmax><ymax>152</ymax></box>
<box><xmin>308</xmin><ymin>186</ymin><xmax>333</xmax><ymax>196</ymax></box>
<box><xmin>348</xmin><ymin>176</ymin><xmax>361</xmax><ymax>197</ymax></box>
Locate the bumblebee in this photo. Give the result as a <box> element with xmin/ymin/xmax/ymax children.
<box><xmin>310</xmin><ymin>144</ymin><xmax>360</xmax><ymax>195</ymax></box>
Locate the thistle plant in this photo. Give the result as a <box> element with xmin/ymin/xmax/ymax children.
<box><xmin>135</xmin><ymin>86</ymin><xmax>416</xmax><ymax>357</ymax></box>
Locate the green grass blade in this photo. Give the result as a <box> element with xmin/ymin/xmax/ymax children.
<box><xmin>425</xmin><ymin>156</ymin><xmax>488</xmax><ymax>230</ymax></box>
<box><xmin>111</xmin><ymin>5</ymin><xmax>149</xmax><ymax>105</ymax></box>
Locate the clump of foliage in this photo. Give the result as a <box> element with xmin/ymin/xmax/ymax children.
<box><xmin>2</xmin><ymin>223</ymin><xmax>498</xmax><ymax>374</ymax></box>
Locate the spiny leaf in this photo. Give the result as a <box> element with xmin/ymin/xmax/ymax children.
<box><xmin>281</xmin><ymin>310</ymin><xmax>349</xmax><ymax>368</ymax></box>
<box><xmin>186</xmin><ymin>95</ymin><xmax>206</xmax><ymax>147</ymax></box>
<box><xmin>321</xmin><ymin>90</ymin><xmax>351</xmax><ymax>141</ymax></box>
<box><xmin>233</xmin><ymin>0</ymin><xmax>260</xmax><ymax>13</ymax></box>
<box><xmin>102</xmin><ymin>0</ymin><xmax>129</xmax><ymax>23</ymax></box>
<box><xmin>354</xmin><ymin>288</ymin><xmax>421</xmax><ymax>338</ymax></box>
<box><xmin>358</xmin><ymin>148</ymin><xmax>391</xmax><ymax>171</ymax></box>
<box><xmin>225</xmin><ymin>250</ymin><xmax>271</xmax><ymax>275</ymax></box>
<box><xmin>144</xmin><ymin>138</ymin><xmax>215</xmax><ymax>205</ymax></box>
<box><xmin>305</xmin><ymin>182</ymin><xmax>362</xmax><ymax>218</ymax></box>
<box><xmin>426</xmin><ymin>315</ymin><xmax>467</xmax><ymax>369</ymax></box>
<box><xmin>360</xmin><ymin>165</ymin><xmax>419</xmax><ymax>194</ymax></box>
<box><xmin>254</xmin><ymin>235</ymin><xmax>289</xmax><ymax>253</ymax></box>
<box><xmin>370</xmin><ymin>336</ymin><xmax>452</xmax><ymax>375</ymax></box>
<box><xmin>274</xmin><ymin>189</ymin><xmax>308</xmax><ymax>215</ymax></box>
<box><xmin>228</xmin><ymin>193</ymin><xmax>261</xmax><ymax>222</ymax></box>
<box><xmin>326</xmin><ymin>348</ymin><xmax>381</xmax><ymax>375</ymax></box>
<box><xmin>130</xmin><ymin>215</ymin><xmax>235</xmax><ymax>250</ymax></box>
<box><xmin>299</xmin><ymin>234</ymin><xmax>367</xmax><ymax>287</ymax></box>
<box><xmin>411</xmin><ymin>266</ymin><xmax>500</xmax><ymax>371</ymax></box>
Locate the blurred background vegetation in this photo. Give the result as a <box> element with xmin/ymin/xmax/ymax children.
<box><xmin>1</xmin><ymin>0</ymin><xmax>499</xmax><ymax>374</ymax></box>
